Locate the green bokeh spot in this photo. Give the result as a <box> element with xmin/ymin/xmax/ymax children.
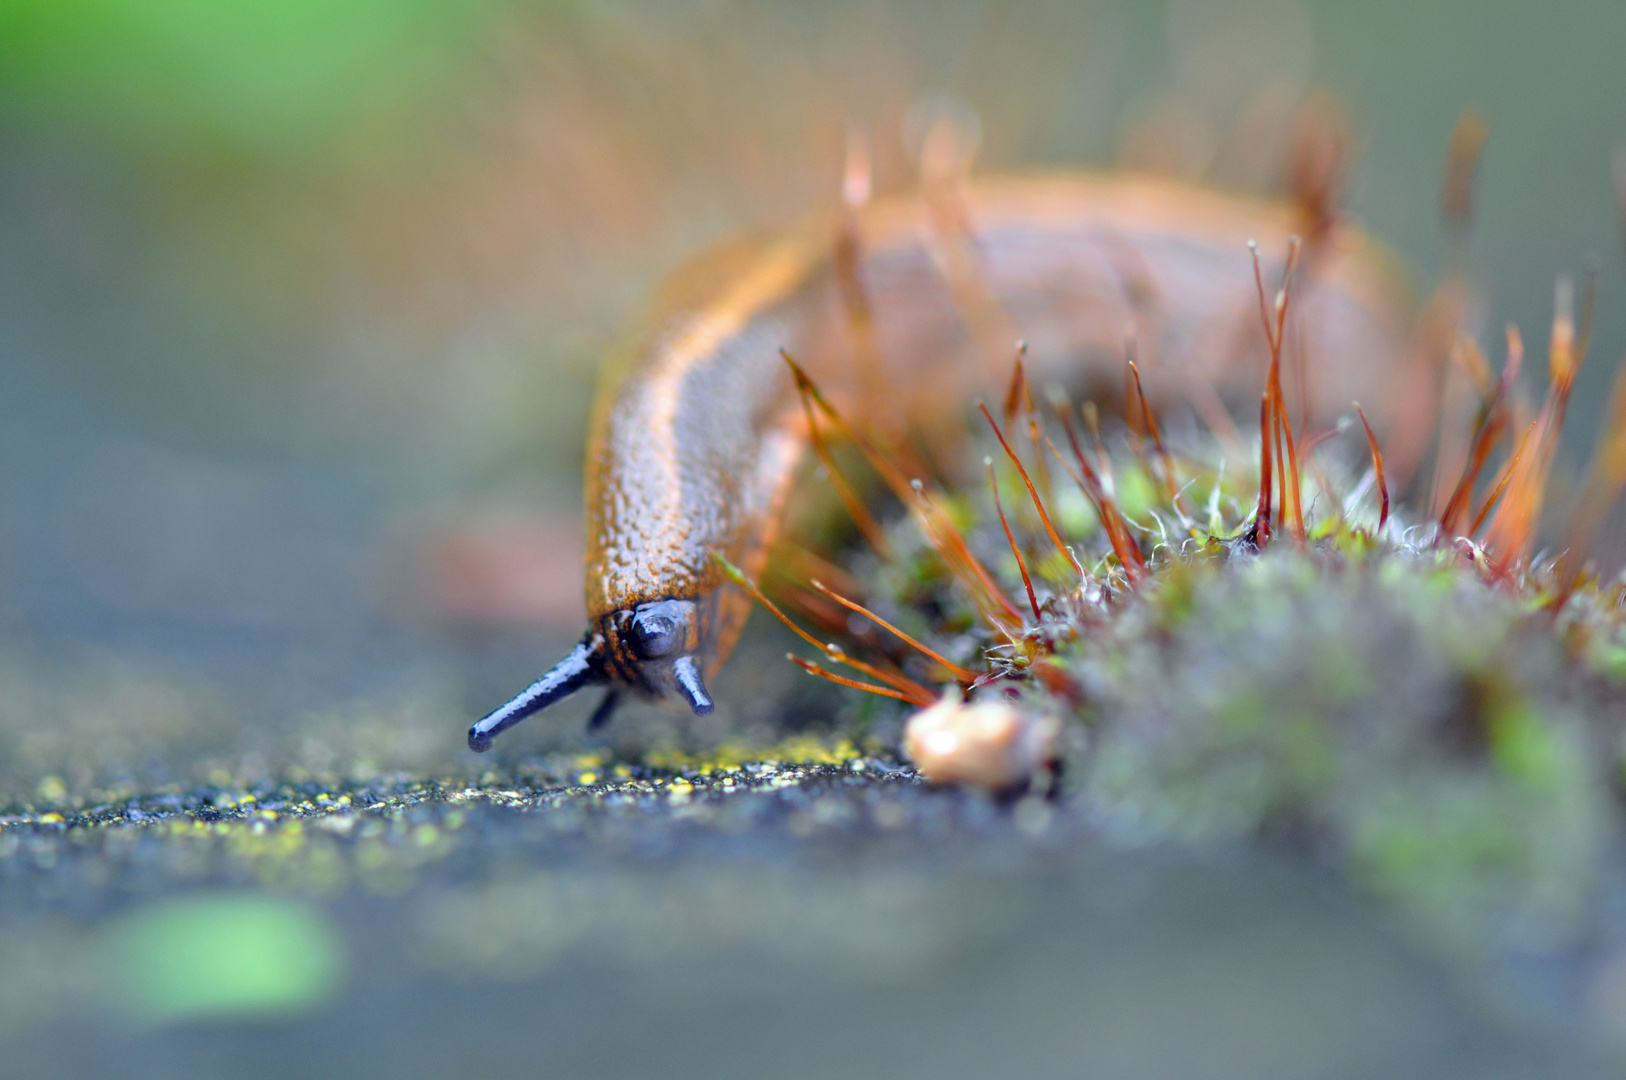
<box><xmin>0</xmin><ymin>0</ymin><xmax>483</xmax><ymax>150</ymax></box>
<box><xmin>107</xmin><ymin>895</ymin><xmax>343</xmax><ymax>1023</ymax></box>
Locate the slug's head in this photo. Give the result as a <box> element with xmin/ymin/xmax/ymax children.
<box><xmin>600</xmin><ymin>599</ymin><xmax>715</xmax><ymax>715</ymax></box>
<box><xmin>466</xmin><ymin>598</ymin><xmax>713</xmax><ymax>753</ymax></box>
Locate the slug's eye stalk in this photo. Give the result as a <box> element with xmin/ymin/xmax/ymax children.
<box><xmin>467</xmin><ymin>634</ymin><xmax>607</xmax><ymax>752</ymax></box>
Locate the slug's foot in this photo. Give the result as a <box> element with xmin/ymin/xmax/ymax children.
<box><xmin>587</xmin><ymin>689</ymin><xmax>621</xmax><ymax>731</ymax></box>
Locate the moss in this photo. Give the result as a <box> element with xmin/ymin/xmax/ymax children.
<box><xmin>788</xmin><ymin>384</ymin><xmax>1626</xmax><ymax>962</ymax></box>
<box><xmin>643</xmin><ymin>734</ymin><xmax>862</xmax><ymax>775</ymax></box>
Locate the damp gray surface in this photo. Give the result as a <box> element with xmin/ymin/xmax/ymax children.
<box><xmin>0</xmin><ymin>764</ymin><xmax>1607</xmax><ymax>1080</ymax></box>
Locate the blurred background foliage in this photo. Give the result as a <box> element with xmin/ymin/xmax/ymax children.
<box><xmin>6</xmin><ymin>0</ymin><xmax>1623</xmax><ymax>469</ymax></box>
<box><xmin>0</xmin><ymin>0</ymin><xmax>473</xmax><ymax>149</ymax></box>
<box><xmin>0</xmin><ymin>0</ymin><xmax>1624</xmax><ymax>787</ymax></box>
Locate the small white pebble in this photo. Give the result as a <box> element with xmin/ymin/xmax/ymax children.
<box><xmin>903</xmin><ymin>693</ymin><xmax>1057</xmax><ymax>791</ymax></box>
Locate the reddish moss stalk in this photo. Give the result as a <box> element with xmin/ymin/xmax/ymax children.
<box><xmin>787</xmin><ymin>351</ymin><xmax>892</xmax><ymax>559</ymax></box>
<box><xmin>986</xmin><ymin>458</ymin><xmax>1043</xmax><ymax>622</ymax></box>
<box><xmin>1252</xmin><ymin>391</ymin><xmax>1274</xmax><ymax>548</ymax></box>
<box><xmin>1002</xmin><ymin>344</ymin><xmax>1053</xmax><ymax>508</ymax></box>
<box><xmin>1470</xmin><ymin>420</ymin><xmax>1537</xmax><ymax>537</ymax></box>
<box><xmin>908</xmin><ymin>479</ymin><xmax>1028</xmax><ymax>634</ymax></box>
<box><xmin>810</xmin><ymin>578</ymin><xmax>979</xmax><ymax>682</ymax></box>
<box><xmin>1439</xmin><ymin>326</ymin><xmax>1522</xmax><ymax>536</ymax></box>
<box><xmin>1047</xmin><ymin>407</ymin><xmax>1145</xmax><ymax>581</ymax></box>
<box><xmin>1129</xmin><ymin>359</ymin><xmax>1181</xmax><ymax>507</ymax></box>
<box><xmin>713</xmin><ymin>552</ymin><xmax>935</xmax><ymax>705</ymax></box>
<box><xmin>782</xmin><ymin>350</ymin><xmax>1025</xmax><ymax>633</ymax></box>
<box><xmin>1354</xmin><ymin>404</ymin><xmax>1389</xmax><ymax>532</ymax></box>
<box><xmin>787</xmin><ymin>656</ymin><xmax>923</xmax><ymax>703</ymax></box>
<box><xmin>1483</xmin><ymin>275</ymin><xmax>1595</xmax><ymax>568</ymax></box>
<box><xmin>1252</xmin><ymin>240</ymin><xmax>1305</xmax><ymax>541</ymax></box>
<box><xmin>979</xmin><ymin>402</ymin><xmax>1083</xmax><ymax>578</ymax></box>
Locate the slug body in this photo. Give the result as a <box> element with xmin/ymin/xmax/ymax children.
<box><xmin>469</xmin><ymin>172</ymin><xmax>1412</xmax><ymax>750</ymax></box>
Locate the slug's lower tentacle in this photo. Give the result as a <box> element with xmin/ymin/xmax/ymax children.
<box><xmin>671</xmin><ymin>656</ymin><xmax>715</xmax><ymax>715</ymax></box>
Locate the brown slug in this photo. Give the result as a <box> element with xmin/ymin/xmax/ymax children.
<box><xmin>468</xmin><ymin>171</ymin><xmax>1414</xmax><ymax>751</ymax></box>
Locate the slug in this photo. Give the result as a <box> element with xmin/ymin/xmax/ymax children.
<box><xmin>468</xmin><ymin>171</ymin><xmax>1413</xmax><ymax>751</ymax></box>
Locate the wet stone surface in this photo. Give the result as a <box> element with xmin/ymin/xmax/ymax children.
<box><xmin>0</xmin><ymin>759</ymin><xmax>926</xmax><ymax>911</ymax></box>
<box><xmin>0</xmin><ymin>753</ymin><xmax>1610</xmax><ymax>1080</ymax></box>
